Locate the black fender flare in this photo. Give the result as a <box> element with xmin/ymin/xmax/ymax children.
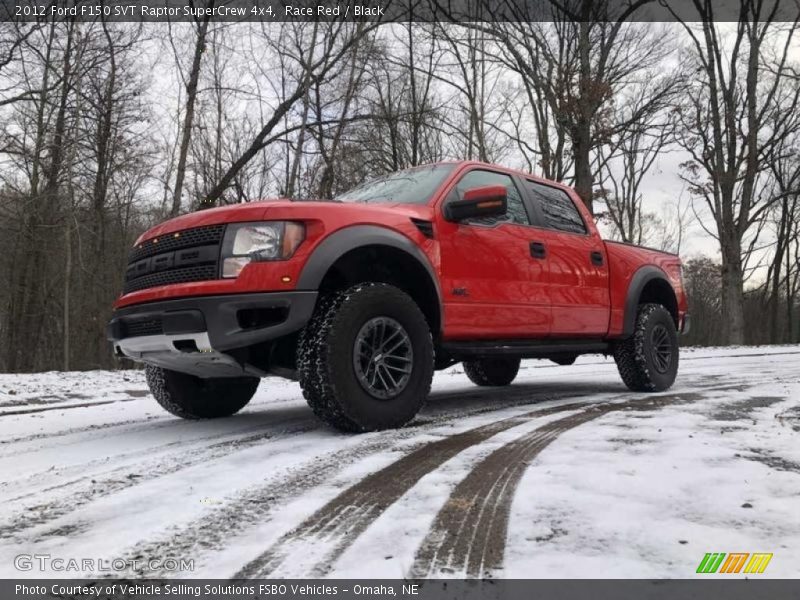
<box><xmin>296</xmin><ymin>224</ymin><xmax>443</xmax><ymax>330</ymax></box>
<box><xmin>621</xmin><ymin>265</ymin><xmax>676</xmax><ymax>338</ymax></box>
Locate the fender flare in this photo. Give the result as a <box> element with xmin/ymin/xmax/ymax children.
<box><xmin>621</xmin><ymin>265</ymin><xmax>676</xmax><ymax>338</ymax></box>
<box><xmin>296</xmin><ymin>224</ymin><xmax>443</xmax><ymax>329</ymax></box>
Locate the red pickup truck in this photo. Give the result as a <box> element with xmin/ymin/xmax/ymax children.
<box><xmin>108</xmin><ymin>161</ymin><xmax>689</xmax><ymax>432</ymax></box>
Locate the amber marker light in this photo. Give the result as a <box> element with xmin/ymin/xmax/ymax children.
<box><xmin>476</xmin><ymin>200</ymin><xmax>503</xmax><ymax>208</ymax></box>
<box><xmin>281</xmin><ymin>222</ymin><xmax>305</xmax><ymax>257</ymax></box>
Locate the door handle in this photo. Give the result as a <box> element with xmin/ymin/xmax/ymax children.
<box><xmin>591</xmin><ymin>251</ymin><xmax>604</xmax><ymax>266</ymax></box>
<box><xmin>530</xmin><ymin>241</ymin><xmax>547</xmax><ymax>259</ymax></box>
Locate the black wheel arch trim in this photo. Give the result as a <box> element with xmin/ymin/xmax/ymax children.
<box><xmin>621</xmin><ymin>265</ymin><xmax>677</xmax><ymax>338</ymax></box>
<box><xmin>296</xmin><ymin>225</ymin><xmax>443</xmax><ymax>333</ymax></box>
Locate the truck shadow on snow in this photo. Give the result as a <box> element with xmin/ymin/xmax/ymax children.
<box><xmin>236</xmin><ymin>379</ymin><xmax>680</xmax><ymax>434</ymax></box>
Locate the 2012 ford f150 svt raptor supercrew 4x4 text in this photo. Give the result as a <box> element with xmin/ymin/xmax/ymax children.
<box><xmin>108</xmin><ymin>161</ymin><xmax>689</xmax><ymax>432</ymax></box>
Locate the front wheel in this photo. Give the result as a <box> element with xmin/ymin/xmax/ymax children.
<box><xmin>463</xmin><ymin>357</ymin><xmax>520</xmax><ymax>386</ymax></box>
<box><xmin>145</xmin><ymin>366</ymin><xmax>259</xmax><ymax>419</ymax></box>
<box><xmin>298</xmin><ymin>283</ymin><xmax>434</xmax><ymax>432</ymax></box>
<box><xmin>614</xmin><ymin>303</ymin><xmax>679</xmax><ymax>392</ymax></box>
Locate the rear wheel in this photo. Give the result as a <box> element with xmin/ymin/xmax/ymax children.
<box><xmin>614</xmin><ymin>303</ymin><xmax>679</xmax><ymax>392</ymax></box>
<box><xmin>298</xmin><ymin>283</ymin><xmax>434</xmax><ymax>432</ymax></box>
<box><xmin>550</xmin><ymin>353</ymin><xmax>577</xmax><ymax>366</ymax></box>
<box><xmin>463</xmin><ymin>357</ymin><xmax>520</xmax><ymax>387</ymax></box>
<box><xmin>145</xmin><ymin>366</ymin><xmax>258</xmax><ymax>419</ymax></box>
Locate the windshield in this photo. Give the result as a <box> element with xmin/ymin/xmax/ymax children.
<box><xmin>335</xmin><ymin>164</ymin><xmax>455</xmax><ymax>204</ymax></box>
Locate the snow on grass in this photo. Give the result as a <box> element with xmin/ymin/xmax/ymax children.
<box><xmin>504</xmin><ymin>369</ymin><xmax>800</xmax><ymax>578</ymax></box>
<box><xmin>0</xmin><ymin>345</ymin><xmax>798</xmax><ymax>579</ymax></box>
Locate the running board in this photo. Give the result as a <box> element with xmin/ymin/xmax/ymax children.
<box><xmin>440</xmin><ymin>339</ymin><xmax>609</xmax><ymax>359</ymax></box>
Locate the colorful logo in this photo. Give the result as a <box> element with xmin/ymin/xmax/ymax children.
<box><xmin>696</xmin><ymin>552</ymin><xmax>773</xmax><ymax>574</ymax></box>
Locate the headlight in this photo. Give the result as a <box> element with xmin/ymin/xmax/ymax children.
<box><xmin>221</xmin><ymin>221</ymin><xmax>305</xmax><ymax>278</ymax></box>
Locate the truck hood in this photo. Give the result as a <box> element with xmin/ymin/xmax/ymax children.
<box><xmin>135</xmin><ymin>200</ymin><xmax>435</xmax><ymax>244</ymax></box>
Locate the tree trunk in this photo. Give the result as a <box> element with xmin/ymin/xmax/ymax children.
<box><xmin>63</xmin><ymin>220</ymin><xmax>71</xmax><ymax>371</ymax></box>
<box><xmin>573</xmin><ymin>16</ymin><xmax>594</xmax><ymax>215</ymax></box>
<box><xmin>573</xmin><ymin>124</ymin><xmax>594</xmax><ymax>215</ymax></box>
<box><xmin>170</xmin><ymin>13</ymin><xmax>212</xmax><ymax>216</ymax></box>
<box><xmin>720</xmin><ymin>244</ymin><xmax>745</xmax><ymax>345</ymax></box>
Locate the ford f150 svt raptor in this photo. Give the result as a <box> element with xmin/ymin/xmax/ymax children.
<box><xmin>108</xmin><ymin>161</ymin><xmax>689</xmax><ymax>432</ymax></box>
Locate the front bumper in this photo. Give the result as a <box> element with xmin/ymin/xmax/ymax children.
<box><xmin>107</xmin><ymin>291</ymin><xmax>317</xmax><ymax>377</ymax></box>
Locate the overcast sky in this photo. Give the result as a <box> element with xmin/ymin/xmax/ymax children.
<box><xmin>4</xmin><ymin>19</ymin><xmax>797</xmax><ymax>283</ymax></box>
<box><xmin>606</xmin><ymin>23</ymin><xmax>800</xmax><ymax>284</ymax></box>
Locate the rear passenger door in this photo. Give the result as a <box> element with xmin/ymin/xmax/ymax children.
<box><xmin>522</xmin><ymin>180</ymin><xmax>611</xmax><ymax>337</ymax></box>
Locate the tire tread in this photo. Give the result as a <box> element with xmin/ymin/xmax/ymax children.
<box><xmin>145</xmin><ymin>366</ymin><xmax>258</xmax><ymax>419</ymax></box>
<box><xmin>298</xmin><ymin>283</ymin><xmax>433</xmax><ymax>432</ymax></box>
<box><xmin>614</xmin><ymin>303</ymin><xmax>678</xmax><ymax>392</ymax></box>
<box><xmin>463</xmin><ymin>357</ymin><xmax>520</xmax><ymax>387</ymax></box>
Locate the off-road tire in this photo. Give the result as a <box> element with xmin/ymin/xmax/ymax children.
<box><xmin>614</xmin><ymin>303</ymin><xmax>679</xmax><ymax>392</ymax></box>
<box><xmin>145</xmin><ymin>366</ymin><xmax>259</xmax><ymax>419</ymax></box>
<box><xmin>550</xmin><ymin>353</ymin><xmax>578</xmax><ymax>366</ymax></box>
<box><xmin>297</xmin><ymin>283</ymin><xmax>434</xmax><ymax>432</ymax></box>
<box><xmin>463</xmin><ymin>357</ymin><xmax>520</xmax><ymax>386</ymax></box>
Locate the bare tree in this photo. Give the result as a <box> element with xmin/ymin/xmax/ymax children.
<box><xmin>0</xmin><ymin>22</ymin><xmax>50</xmax><ymax>109</ymax></box>
<box><xmin>2</xmin><ymin>21</ymin><xmax>82</xmax><ymax>371</ymax></box>
<box><xmin>434</xmin><ymin>23</ymin><xmax>506</xmax><ymax>162</ymax></box>
<box><xmin>473</xmin><ymin>1</ymin><xmax>674</xmax><ymax>213</ymax></box>
<box><xmin>167</xmin><ymin>8</ymin><xmax>215</xmax><ymax>216</ymax></box>
<box><xmin>764</xmin><ymin>133</ymin><xmax>800</xmax><ymax>343</ymax></box>
<box><xmin>357</xmin><ymin>26</ymin><xmax>445</xmax><ymax>174</ymax></box>
<box><xmin>201</xmin><ymin>21</ymin><xmax>381</xmax><ymax>207</ymax></box>
<box><xmin>682</xmin><ymin>256</ymin><xmax>724</xmax><ymax>346</ymax></box>
<box><xmin>594</xmin><ymin>73</ymin><xmax>682</xmax><ymax>244</ymax></box>
<box><xmin>672</xmin><ymin>2</ymin><xmax>800</xmax><ymax>344</ymax></box>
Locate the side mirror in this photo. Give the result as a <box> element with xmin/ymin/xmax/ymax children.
<box><xmin>444</xmin><ymin>185</ymin><xmax>508</xmax><ymax>222</ymax></box>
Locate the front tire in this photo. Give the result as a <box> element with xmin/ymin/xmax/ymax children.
<box><xmin>463</xmin><ymin>357</ymin><xmax>520</xmax><ymax>386</ymax></box>
<box><xmin>298</xmin><ymin>283</ymin><xmax>434</xmax><ymax>432</ymax></box>
<box><xmin>145</xmin><ymin>366</ymin><xmax>258</xmax><ymax>419</ymax></box>
<box><xmin>614</xmin><ymin>303</ymin><xmax>679</xmax><ymax>392</ymax></box>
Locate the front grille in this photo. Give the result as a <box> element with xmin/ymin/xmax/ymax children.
<box><xmin>124</xmin><ymin>317</ymin><xmax>163</xmax><ymax>338</ymax></box>
<box><xmin>124</xmin><ymin>265</ymin><xmax>219</xmax><ymax>294</ymax></box>
<box><xmin>128</xmin><ymin>224</ymin><xmax>225</xmax><ymax>263</ymax></box>
<box><xmin>124</xmin><ymin>224</ymin><xmax>224</xmax><ymax>294</ymax></box>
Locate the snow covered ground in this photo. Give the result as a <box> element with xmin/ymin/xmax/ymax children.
<box><xmin>0</xmin><ymin>345</ymin><xmax>798</xmax><ymax>579</ymax></box>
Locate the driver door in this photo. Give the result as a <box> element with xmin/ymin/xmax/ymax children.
<box><xmin>437</xmin><ymin>168</ymin><xmax>551</xmax><ymax>339</ymax></box>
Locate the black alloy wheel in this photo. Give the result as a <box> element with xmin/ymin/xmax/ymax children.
<box><xmin>650</xmin><ymin>323</ymin><xmax>673</xmax><ymax>374</ymax></box>
<box><xmin>353</xmin><ymin>316</ymin><xmax>414</xmax><ymax>400</ymax></box>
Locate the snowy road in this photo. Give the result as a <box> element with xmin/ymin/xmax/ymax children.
<box><xmin>0</xmin><ymin>346</ymin><xmax>798</xmax><ymax>579</ymax></box>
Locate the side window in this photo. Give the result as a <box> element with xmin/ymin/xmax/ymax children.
<box><xmin>526</xmin><ymin>180</ymin><xmax>587</xmax><ymax>234</ymax></box>
<box><xmin>453</xmin><ymin>170</ymin><xmax>530</xmax><ymax>226</ymax></box>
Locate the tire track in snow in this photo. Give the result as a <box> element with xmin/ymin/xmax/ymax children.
<box><xmin>0</xmin><ymin>383</ymin><xmax>598</xmax><ymax>505</ymax></box>
<box><xmin>0</xmin><ymin>367</ymin><xmax>758</xmax><ymax>575</ymax></box>
<box><xmin>237</xmin><ymin>375</ymin><xmax>757</xmax><ymax>578</ymax></box>
<box><xmin>115</xmin><ymin>429</ymin><xmax>423</xmax><ymax>577</ymax></box>
<box><xmin>3</xmin><ymin>383</ymin><xmax>614</xmax><ymax>565</ymax></box>
<box><xmin>234</xmin><ymin>398</ymin><xmax>611</xmax><ymax>578</ymax></box>
<box><xmin>0</xmin><ymin>396</ymin><xmax>301</xmax><ymax>452</ymax></box>
<box><xmin>119</xmin><ymin>387</ymin><xmax>613</xmax><ymax>577</ymax></box>
<box><xmin>0</xmin><ymin>415</ymin><xmax>164</xmax><ymax>448</ymax></box>
<box><xmin>0</xmin><ymin>414</ymin><xmax>318</xmax><ymax>535</ymax></box>
<box><xmin>0</xmin><ymin>397</ymin><xmax>141</xmax><ymax>417</ymax></box>
<box><xmin>408</xmin><ymin>390</ymin><xmax>714</xmax><ymax>577</ymax></box>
